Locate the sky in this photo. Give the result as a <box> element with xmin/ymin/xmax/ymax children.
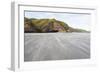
<box><xmin>25</xmin><ymin>11</ymin><xmax>91</xmax><ymax>31</ymax></box>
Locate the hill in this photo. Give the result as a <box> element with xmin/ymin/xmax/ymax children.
<box><xmin>24</xmin><ymin>17</ymin><xmax>89</xmax><ymax>33</ymax></box>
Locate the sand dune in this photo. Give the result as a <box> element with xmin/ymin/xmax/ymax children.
<box><xmin>24</xmin><ymin>33</ymin><xmax>90</xmax><ymax>61</ymax></box>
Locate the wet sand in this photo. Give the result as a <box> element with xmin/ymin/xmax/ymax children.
<box><xmin>24</xmin><ymin>33</ymin><xmax>90</xmax><ymax>61</ymax></box>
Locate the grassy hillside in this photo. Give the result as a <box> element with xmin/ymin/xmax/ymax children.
<box><xmin>24</xmin><ymin>17</ymin><xmax>88</xmax><ymax>33</ymax></box>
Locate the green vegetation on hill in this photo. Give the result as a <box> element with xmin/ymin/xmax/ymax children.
<box><xmin>24</xmin><ymin>17</ymin><xmax>89</xmax><ymax>33</ymax></box>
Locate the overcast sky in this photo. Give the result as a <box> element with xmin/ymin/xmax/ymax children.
<box><xmin>25</xmin><ymin>11</ymin><xmax>91</xmax><ymax>31</ymax></box>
